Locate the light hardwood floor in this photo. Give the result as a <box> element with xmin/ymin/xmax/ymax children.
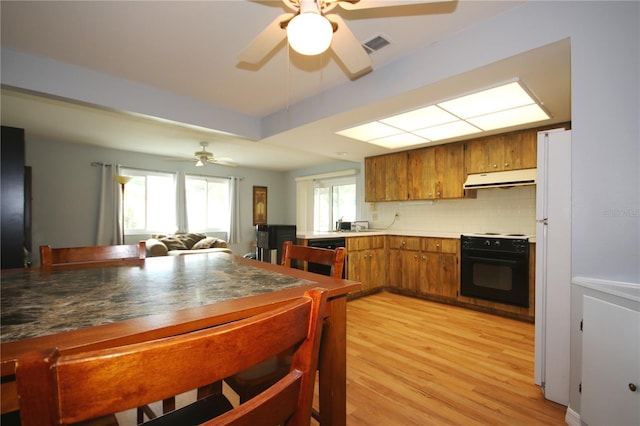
<box><xmin>341</xmin><ymin>292</ymin><xmax>567</xmax><ymax>425</ymax></box>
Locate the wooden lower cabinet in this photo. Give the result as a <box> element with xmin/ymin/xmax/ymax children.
<box><xmin>387</xmin><ymin>236</ymin><xmax>458</xmax><ymax>299</ymax></box>
<box><xmin>420</xmin><ymin>238</ymin><xmax>458</xmax><ymax>299</ymax></box>
<box><xmin>388</xmin><ymin>236</ymin><xmax>420</xmax><ymax>293</ymax></box>
<box><xmin>346</xmin><ymin>236</ymin><xmax>386</xmax><ymax>295</ymax></box>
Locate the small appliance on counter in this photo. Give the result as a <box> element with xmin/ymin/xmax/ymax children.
<box><xmin>351</xmin><ymin>221</ymin><xmax>369</xmax><ymax>231</ymax></box>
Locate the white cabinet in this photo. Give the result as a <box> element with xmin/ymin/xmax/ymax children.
<box><xmin>581</xmin><ymin>294</ymin><xmax>640</xmax><ymax>425</ymax></box>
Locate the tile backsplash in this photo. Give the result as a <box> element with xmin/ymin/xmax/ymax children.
<box><xmin>364</xmin><ymin>186</ymin><xmax>536</xmax><ymax>236</ymax></box>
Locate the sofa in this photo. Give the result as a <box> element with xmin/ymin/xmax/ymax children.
<box><xmin>145</xmin><ymin>233</ymin><xmax>232</xmax><ymax>257</ymax></box>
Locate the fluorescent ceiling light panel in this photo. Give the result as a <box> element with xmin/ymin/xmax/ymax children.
<box><xmin>336</xmin><ymin>121</ymin><xmax>402</xmax><ymax>142</ymax></box>
<box><xmin>439</xmin><ymin>81</ymin><xmax>535</xmax><ymax>118</ymax></box>
<box><xmin>335</xmin><ymin>80</ymin><xmax>550</xmax><ymax>149</ymax></box>
<box><xmin>379</xmin><ymin>105</ymin><xmax>457</xmax><ymax>131</ymax></box>
<box><xmin>468</xmin><ymin>104</ymin><xmax>550</xmax><ymax>130</ymax></box>
<box><xmin>413</xmin><ymin>120</ymin><xmax>481</xmax><ymax>141</ymax></box>
<box><xmin>368</xmin><ymin>133</ymin><xmax>428</xmax><ymax>149</ymax></box>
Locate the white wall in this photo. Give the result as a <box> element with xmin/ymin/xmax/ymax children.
<box><xmin>5</xmin><ymin>1</ymin><xmax>639</xmax><ymax>419</ymax></box>
<box><xmin>25</xmin><ymin>136</ymin><xmax>289</xmax><ymax>264</ymax></box>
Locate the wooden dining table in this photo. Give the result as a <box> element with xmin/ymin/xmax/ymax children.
<box><xmin>0</xmin><ymin>252</ymin><xmax>360</xmax><ymax>425</ymax></box>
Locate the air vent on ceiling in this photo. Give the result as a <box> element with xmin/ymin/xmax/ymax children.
<box><xmin>362</xmin><ymin>34</ymin><xmax>391</xmax><ymax>54</ymax></box>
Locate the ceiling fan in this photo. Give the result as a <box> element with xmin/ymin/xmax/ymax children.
<box><xmin>167</xmin><ymin>142</ymin><xmax>238</xmax><ymax>167</ymax></box>
<box><xmin>239</xmin><ymin>0</ymin><xmax>450</xmax><ymax>76</ymax></box>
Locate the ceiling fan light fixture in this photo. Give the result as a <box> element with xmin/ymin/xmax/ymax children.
<box><xmin>287</xmin><ymin>12</ymin><xmax>333</xmax><ymax>56</ymax></box>
<box><xmin>195</xmin><ymin>157</ymin><xmax>205</xmax><ymax>167</ymax></box>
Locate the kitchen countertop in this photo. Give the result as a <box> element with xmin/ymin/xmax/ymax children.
<box><xmin>297</xmin><ymin>230</ymin><xmax>536</xmax><ymax>243</ymax></box>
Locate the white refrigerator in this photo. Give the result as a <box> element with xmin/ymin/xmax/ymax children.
<box><xmin>534</xmin><ymin>128</ymin><xmax>572</xmax><ymax>406</ymax></box>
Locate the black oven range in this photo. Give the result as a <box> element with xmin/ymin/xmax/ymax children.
<box><xmin>460</xmin><ymin>234</ymin><xmax>530</xmax><ymax>308</ymax></box>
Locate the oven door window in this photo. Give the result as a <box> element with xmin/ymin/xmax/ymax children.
<box><xmin>471</xmin><ymin>260</ymin><xmax>515</xmax><ymax>291</ymax></box>
<box><xmin>461</xmin><ymin>254</ymin><xmax>529</xmax><ymax>307</ymax></box>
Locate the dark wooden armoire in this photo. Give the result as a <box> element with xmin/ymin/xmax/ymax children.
<box><xmin>1</xmin><ymin>125</ymin><xmax>32</xmax><ymax>269</ymax></box>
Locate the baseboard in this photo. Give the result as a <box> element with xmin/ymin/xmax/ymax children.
<box><xmin>564</xmin><ymin>405</ymin><xmax>581</xmax><ymax>426</ymax></box>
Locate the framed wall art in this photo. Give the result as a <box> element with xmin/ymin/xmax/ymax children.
<box><xmin>253</xmin><ymin>186</ymin><xmax>267</xmax><ymax>225</ymax></box>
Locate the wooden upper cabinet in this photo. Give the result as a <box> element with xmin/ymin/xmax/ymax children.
<box><xmin>434</xmin><ymin>143</ymin><xmax>465</xmax><ymax>199</ymax></box>
<box><xmin>365</xmin><ymin>152</ymin><xmax>408</xmax><ymax>202</ymax></box>
<box><xmin>365</xmin><ymin>156</ymin><xmax>386</xmax><ymax>202</ymax></box>
<box><xmin>406</xmin><ymin>143</ymin><xmax>464</xmax><ymax>200</ymax></box>
<box><xmin>384</xmin><ymin>152</ymin><xmax>408</xmax><ymax>201</ymax></box>
<box><xmin>465</xmin><ymin>129</ymin><xmax>537</xmax><ymax>174</ymax></box>
<box><xmin>407</xmin><ymin>147</ymin><xmax>435</xmax><ymax>200</ymax></box>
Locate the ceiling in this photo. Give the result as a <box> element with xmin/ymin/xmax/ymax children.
<box><xmin>0</xmin><ymin>0</ymin><xmax>571</xmax><ymax>171</ymax></box>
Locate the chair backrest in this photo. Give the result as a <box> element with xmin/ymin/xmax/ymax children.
<box><xmin>281</xmin><ymin>241</ymin><xmax>346</xmax><ymax>279</ymax></box>
<box><xmin>15</xmin><ymin>288</ymin><xmax>327</xmax><ymax>426</ymax></box>
<box><xmin>39</xmin><ymin>241</ymin><xmax>146</xmax><ymax>269</ymax></box>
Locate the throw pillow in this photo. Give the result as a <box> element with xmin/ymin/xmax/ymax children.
<box><xmin>160</xmin><ymin>236</ymin><xmax>188</xmax><ymax>251</ymax></box>
<box><xmin>192</xmin><ymin>237</ymin><xmax>216</xmax><ymax>250</ymax></box>
<box><xmin>212</xmin><ymin>239</ymin><xmax>228</xmax><ymax>248</ymax></box>
<box><xmin>176</xmin><ymin>233</ymin><xmax>206</xmax><ymax>249</ymax></box>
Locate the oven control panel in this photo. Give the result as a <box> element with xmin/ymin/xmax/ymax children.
<box><xmin>461</xmin><ymin>235</ymin><xmax>529</xmax><ymax>253</ymax></box>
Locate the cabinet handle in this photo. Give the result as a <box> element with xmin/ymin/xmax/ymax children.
<box><xmin>504</xmin><ymin>162</ymin><xmax>509</xmax><ymax>168</ymax></box>
<box><xmin>630</xmin><ymin>383</ymin><xmax>638</xmax><ymax>392</ymax></box>
<box><xmin>436</xmin><ymin>243</ymin><xmax>440</xmax><ymax>248</ymax></box>
<box><xmin>492</xmin><ymin>164</ymin><xmax>497</xmax><ymax>168</ymax></box>
<box><xmin>413</xmin><ymin>254</ymin><xmax>418</xmax><ymax>259</ymax></box>
<box><xmin>422</xmin><ymin>255</ymin><xmax>426</xmax><ymax>260</ymax></box>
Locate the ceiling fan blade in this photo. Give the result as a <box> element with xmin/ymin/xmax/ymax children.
<box><xmin>210</xmin><ymin>158</ymin><xmax>238</xmax><ymax>167</ymax></box>
<box><xmin>166</xmin><ymin>156</ymin><xmax>198</xmax><ymax>162</ymax></box>
<box><xmin>238</xmin><ymin>13</ymin><xmax>294</xmax><ymax>64</ymax></box>
<box><xmin>337</xmin><ymin>0</ymin><xmax>448</xmax><ymax>10</ymax></box>
<box><xmin>326</xmin><ymin>14</ymin><xmax>372</xmax><ymax>76</ymax></box>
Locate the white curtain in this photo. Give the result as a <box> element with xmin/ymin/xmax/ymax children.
<box><xmin>228</xmin><ymin>177</ymin><xmax>242</xmax><ymax>244</ymax></box>
<box><xmin>176</xmin><ymin>172</ymin><xmax>189</xmax><ymax>233</ymax></box>
<box><xmin>96</xmin><ymin>164</ymin><xmax>119</xmax><ymax>245</ymax></box>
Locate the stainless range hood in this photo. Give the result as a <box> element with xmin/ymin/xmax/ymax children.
<box><xmin>463</xmin><ymin>168</ymin><xmax>537</xmax><ymax>189</ymax></box>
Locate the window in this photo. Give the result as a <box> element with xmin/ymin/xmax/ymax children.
<box><xmin>313</xmin><ymin>176</ymin><xmax>356</xmax><ymax>232</ymax></box>
<box><xmin>185</xmin><ymin>175</ymin><xmax>230</xmax><ymax>232</ymax></box>
<box><xmin>121</xmin><ymin>168</ymin><xmax>177</xmax><ymax>234</ymax></box>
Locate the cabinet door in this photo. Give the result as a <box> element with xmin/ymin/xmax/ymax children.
<box><xmin>581</xmin><ymin>295</ymin><xmax>640</xmax><ymax>426</ymax></box>
<box><xmin>346</xmin><ymin>250</ymin><xmax>363</xmax><ymax>283</ymax></box>
<box><xmin>407</xmin><ymin>147</ymin><xmax>436</xmax><ymax>200</ymax></box>
<box><xmin>435</xmin><ymin>144</ymin><xmax>465</xmax><ymax>199</ymax></box>
<box><xmin>401</xmin><ymin>250</ymin><xmax>420</xmax><ymax>293</ymax></box>
<box><xmin>437</xmin><ymin>253</ymin><xmax>458</xmax><ymax>298</ymax></box>
<box><xmin>369</xmin><ymin>249</ymin><xmax>387</xmax><ymax>290</ymax></box>
<box><xmin>387</xmin><ymin>249</ymin><xmax>402</xmax><ymax>289</ymax></box>
<box><xmin>465</xmin><ymin>138</ymin><xmax>494</xmax><ymax>174</ymax></box>
<box><xmin>365</xmin><ymin>156</ymin><xmax>386</xmax><ymax>202</ymax></box>
<box><xmin>384</xmin><ymin>152</ymin><xmax>408</xmax><ymax>201</ymax></box>
<box><xmin>503</xmin><ymin>130</ymin><xmax>537</xmax><ymax>170</ymax></box>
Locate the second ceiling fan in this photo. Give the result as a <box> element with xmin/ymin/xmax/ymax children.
<box><xmin>239</xmin><ymin>0</ymin><xmax>451</xmax><ymax>77</ymax></box>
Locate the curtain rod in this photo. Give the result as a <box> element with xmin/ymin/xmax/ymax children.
<box><xmin>91</xmin><ymin>162</ymin><xmax>243</xmax><ymax>180</ymax></box>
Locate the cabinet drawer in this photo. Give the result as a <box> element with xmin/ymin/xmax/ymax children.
<box><xmin>423</xmin><ymin>238</ymin><xmax>458</xmax><ymax>253</ymax></box>
<box><xmin>346</xmin><ymin>236</ymin><xmax>385</xmax><ymax>251</ymax></box>
<box><xmin>387</xmin><ymin>236</ymin><xmax>421</xmax><ymax>251</ymax></box>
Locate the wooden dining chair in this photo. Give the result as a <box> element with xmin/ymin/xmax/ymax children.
<box><xmin>39</xmin><ymin>241</ymin><xmax>146</xmax><ymax>269</ymax></box>
<box><xmin>225</xmin><ymin>241</ymin><xmax>346</xmax><ymax>413</ymax></box>
<box><xmin>281</xmin><ymin>240</ymin><xmax>346</xmax><ymax>279</ymax></box>
<box><xmin>15</xmin><ymin>288</ymin><xmax>327</xmax><ymax>426</ymax></box>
